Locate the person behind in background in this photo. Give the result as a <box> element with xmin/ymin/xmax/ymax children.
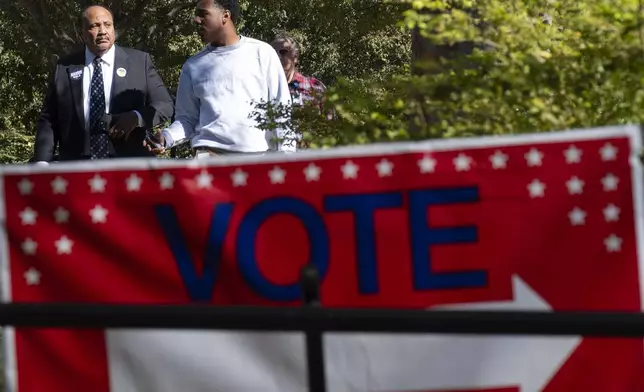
<box><xmin>145</xmin><ymin>0</ymin><xmax>294</xmax><ymax>158</ymax></box>
<box><xmin>33</xmin><ymin>4</ymin><xmax>174</xmax><ymax>163</ymax></box>
<box><xmin>270</xmin><ymin>33</ymin><xmax>333</xmax><ymax>149</ymax></box>
<box><xmin>270</xmin><ymin>33</ymin><xmax>328</xmax><ymax>109</ymax></box>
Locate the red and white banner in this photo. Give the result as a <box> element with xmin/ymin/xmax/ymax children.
<box><xmin>2</xmin><ymin>125</ymin><xmax>644</xmax><ymax>391</ymax></box>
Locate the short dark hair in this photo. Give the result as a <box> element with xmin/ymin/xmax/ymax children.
<box><xmin>212</xmin><ymin>0</ymin><xmax>240</xmax><ymax>24</ymax></box>
<box><xmin>79</xmin><ymin>4</ymin><xmax>114</xmax><ymax>27</ymax></box>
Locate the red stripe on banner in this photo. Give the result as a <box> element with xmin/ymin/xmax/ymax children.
<box><xmin>15</xmin><ymin>329</ymin><xmax>109</xmax><ymax>392</ymax></box>
<box><xmin>392</xmin><ymin>388</ymin><xmax>519</xmax><ymax>392</ymax></box>
<box><xmin>545</xmin><ymin>338</ymin><xmax>644</xmax><ymax>391</ymax></box>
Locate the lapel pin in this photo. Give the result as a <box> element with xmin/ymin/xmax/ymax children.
<box><xmin>116</xmin><ymin>68</ymin><xmax>127</xmax><ymax>77</ymax></box>
<box><xmin>70</xmin><ymin>70</ymin><xmax>82</xmax><ymax>80</ymax></box>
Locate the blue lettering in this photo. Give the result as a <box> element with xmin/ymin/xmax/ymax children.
<box><xmin>324</xmin><ymin>192</ymin><xmax>403</xmax><ymax>294</ymax></box>
<box><xmin>408</xmin><ymin>187</ymin><xmax>487</xmax><ymax>290</ymax></box>
<box><xmin>155</xmin><ymin>204</ymin><xmax>234</xmax><ymax>302</ymax></box>
<box><xmin>237</xmin><ymin>197</ymin><xmax>329</xmax><ymax>301</ymax></box>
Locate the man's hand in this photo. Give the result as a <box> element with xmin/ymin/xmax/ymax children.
<box><xmin>143</xmin><ymin>131</ymin><xmax>166</xmax><ymax>155</ymax></box>
<box><xmin>109</xmin><ymin>111</ymin><xmax>140</xmax><ymax>140</ymax></box>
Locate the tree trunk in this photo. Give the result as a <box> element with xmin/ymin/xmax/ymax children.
<box><xmin>410</xmin><ymin>25</ymin><xmax>479</xmax><ymax>135</ymax></box>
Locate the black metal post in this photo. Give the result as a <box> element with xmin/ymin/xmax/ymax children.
<box><xmin>300</xmin><ymin>264</ymin><xmax>326</xmax><ymax>392</ymax></box>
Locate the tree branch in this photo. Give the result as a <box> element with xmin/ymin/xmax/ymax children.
<box><xmin>115</xmin><ymin>0</ymin><xmax>153</xmax><ymax>41</ymax></box>
<box><xmin>146</xmin><ymin>2</ymin><xmax>195</xmax><ymax>38</ymax></box>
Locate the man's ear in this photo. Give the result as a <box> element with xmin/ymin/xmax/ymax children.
<box><xmin>222</xmin><ymin>10</ymin><xmax>230</xmax><ymax>24</ymax></box>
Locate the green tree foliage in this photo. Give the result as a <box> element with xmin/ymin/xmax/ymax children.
<box><xmin>240</xmin><ymin>0</ymin><xmax>410</xmax><ymax>84</ymax></box>
<box><xmin>0</xmin><ymin>130</ymin><xmax>35</xmax><ymax>163</ymax></box>
<box><xmin>280</xmin><ymin>0</ymin><xmax>644</xmax><ymax>147</ymax></box>
<box><xmin>0</xmin><ymin>9</ymin><xmax>46</xmax><ymax>133</ymax></box>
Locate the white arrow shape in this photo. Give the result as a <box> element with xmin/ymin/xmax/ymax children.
<box><xmin>104</xmin><ymin>277</ymin><xmax>580</xmax><ymax>392</ymax></box>
<box><xmin>324</xmin><ymin>276</ymin><xmax>582</xmax><ymax>392</ymax></box>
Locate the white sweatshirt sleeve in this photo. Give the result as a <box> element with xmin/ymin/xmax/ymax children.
<box><xmin>162</xmin><ymin>65</ymin><xmax>199</xmax><ymax>148</ymax></box>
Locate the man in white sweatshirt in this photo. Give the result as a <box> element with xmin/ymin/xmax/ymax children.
<box><xmin>146</xmin><ymin>0</ymin><xmax>294</xmax><ymax>157</ymax></box>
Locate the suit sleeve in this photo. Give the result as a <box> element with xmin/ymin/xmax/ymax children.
<box><xmin>140</xmin><ymin>53</ymin><xmax>174</xmax><ymax>128</ymax></box>
<box><xmin>33</xmin><ymin>65</ymin><xmax>59</xmax><ymax>162</ymax></box>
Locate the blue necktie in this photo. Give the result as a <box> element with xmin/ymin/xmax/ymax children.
<box><xmin>89</xmin><ymin>56</ymin><xmax>109</xmax><ymax>159</ymax></box>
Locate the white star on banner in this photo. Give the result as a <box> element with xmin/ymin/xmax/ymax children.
<box><xmin>568</xmin><ymin>207</ymin><xmax>587</xmax><ymax>226</ymax></box>
<box><xmin>603</xmin><ymin>204</ymin><xmax>620</xmax><ymax>222</ymax></box>
<box><xmin>303</xmin><ymin>163</ymin><xmax>322</xmax><ymax>182</ymax></box>
<box><xmin>418</xmin><ymin>155</ymin><xmax>436</xmax><ymax>173</ymax></box>
<box><xmin>489</xmin><ymin>150</ymin><xmax>508</xmax><ymax>169</ymax></box>
<box><xmin>54</xmin><ymin>207</ymin><xmax>70</xmax><ymax>224</ymax></box>
<box><xmin>159</xmin><ymin>172</ymin><xmax>175</xmax><ymax>190</ymax></box>
<box><xmin>89</xmin><ymin>205</ymin><xmax>108</xmax><ymax>223</ymax></box>
<box><xmin>51</xmin><ymin>176</ymin><xmax>68</xmax><ymax>194</ymax></box>
<box><xmin>195</xmin><ymin>170</ymin><xmax>213</xmax><ymax>189</ymax></box>
<box><xmin>600</xmin><ymin>143</ymin><xmax>618</xmax><ymax>161</ymax></box>
<box><xmin>231</xmin><ymin>168</ymin><xmax>248</xmax><ymax>187</ymax></box>
<box><xmin>55</xmin><ymin>236</ymin><xmax>74</xmax><ymax>255</ymax></box>
<box><xmin>566</xmin><ymin>176</ymin><xmax>585</xmax><ymax>195</ymax></box>
<box><xmin>24</xmin><ymin>268</ymin><xmax>41</xmax><ymax>286</ymax></box>
<box><xmin>601</xmin><ymin>173</ymin><xmax>619</xmax><ymax>191</ymax></box>
<box><xmin>564</xmin><ymin>145</ymin><xmax>582</xmax><ymax>164</ymax></box>
<box><xmin>269</xmin><ymin>166</ymin><xmax>286</xmax><ymax>184</ymax></box>
<box><xmin>525</xmin><ymin>148</ymin><xmax>544</xmax><ymax>167</ymax></box>
<box><xmin>18</xmin><ymin>178</ymin><xmax>34</xmax><ymax>195</ymax></box>
<box><xmin>604</xmin><ymin>234</ymin><xmax>622</xmax><ymax>252</ymax></box>
<box><xmin>125</xmin><ymin>174</ymin><xmax>143</xmax><ymax>192</ymax></box>
<box><xmin>453</xmin><ymin>153</ymin><xmax>472</xmax><ymax>172</ymax></box>
<box><xmin>376</xmin><ymin>159</ymin><xmax>394</xmax><ymax>177</ymax></box>
<box><xmin>21</xmin><ymin>238</ymin><xmax>37</xmax><ymax>255</ymax></box>
<box><xmin>19</xmin><ymin>207</ymin><xmax>37</xmax><ymax>225</ymax></box>
<box><xmin>341</xmin><ymin>160</ymin><xmax>359</xmax><ymax>179</ymax></box>
<box><xmin>88</xmin><ymin>174</ymin><xmax>107</xmax><ymax>193</ymax></box>
<box><xmin>527</xmin><ymin>179</ymin><xmax>546</xmax><ymax>198</ymax></box>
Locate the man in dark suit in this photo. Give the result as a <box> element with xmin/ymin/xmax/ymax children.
<box><xmin>33</xmin><ymin>4</ymin><xmax>174</xmax><ymax>163</ymax></box>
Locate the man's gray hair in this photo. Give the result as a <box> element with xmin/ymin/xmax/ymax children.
<box><xmin>273</xmin><ymin>32</ymin><xmax>302</xmax><ymax>58</ymax></box>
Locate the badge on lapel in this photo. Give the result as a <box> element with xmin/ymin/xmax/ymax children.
<box><xmin>69</xmin><ymin>70</ymin><xmax>82</xmax><ymax>80</ymax></box>
<box><xmin>116</xmin><ymin>68</ymin><xmax>127</xmax><ymax>78</ymax></box>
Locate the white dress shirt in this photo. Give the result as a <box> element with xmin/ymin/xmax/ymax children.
<box><xmin>83</xmin><ymin>45</ymin><xmax>115</xmax><ymax>128</ymax></box>
<box><xmin>83</xmin><ymin>45</ymin><xmax>142</xmax><ymax>129</ymax></box>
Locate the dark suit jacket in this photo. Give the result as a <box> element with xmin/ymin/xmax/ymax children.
<box><xmin>34</xmin><ymin>45</ymin><xmax>174</xmax><ymax>161</ymax></box>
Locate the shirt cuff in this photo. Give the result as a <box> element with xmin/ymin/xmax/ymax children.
<box><xmin>161</xmin><ymin>130</ymin><xmax>174</xmax><ymax>148</ymax></box>
<box><xmin>133</xmin><ymin>110</ymin><xmax>143</xmax><ymax>128</ymax></box>
<box><xmin>278</xmin><ymin>141</ymin><xmax>297</xmax><ymax>153</ymax></box>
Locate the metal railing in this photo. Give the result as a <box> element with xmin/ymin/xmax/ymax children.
<box><xmin>4</xmin><ymin>265</ymin><xmax>644</xmax><ymax>392</ymax></box>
